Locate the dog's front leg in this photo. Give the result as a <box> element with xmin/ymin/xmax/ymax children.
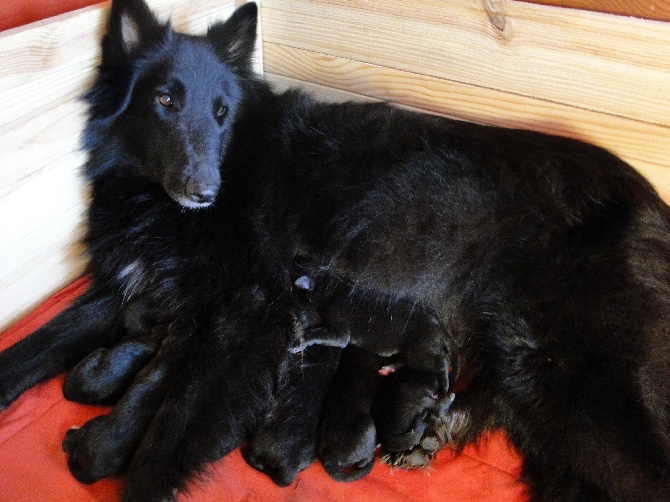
<box><xmin>122</xmin><ymin>301</ymin><xmax>298</xmax><ymax>502</ymax></box>
<box><xmin>0</xmin><ymin>282</ymin><xmax>123</xmax><ymax>410</ymax></box>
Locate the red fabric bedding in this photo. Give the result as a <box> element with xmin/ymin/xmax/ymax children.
<box><xmin>0</xmin><ymin>0</ymin><xmax>99</xmax><ymax>32</ymax></box>
<box><xmin>0</xmin><ymin>279</ymin><xmax>529</xmax><ymax>501</ymax></box>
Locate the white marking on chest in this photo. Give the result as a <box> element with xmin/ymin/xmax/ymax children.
<box><xmin>117</xmin><ymin>260</ymin><xmax>146</xmax><ymax>301</ymax></box>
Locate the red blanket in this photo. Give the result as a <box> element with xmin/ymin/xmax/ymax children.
<box><xmin>0</xmin><ymin>278</ymin><xmax>528</xmax><ymax>501</ymax></box>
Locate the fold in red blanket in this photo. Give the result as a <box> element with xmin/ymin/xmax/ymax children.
<box><xmin>0</xmin><ymin>279</ymin><xmax>528</xmax><ymax>502</ymax></box>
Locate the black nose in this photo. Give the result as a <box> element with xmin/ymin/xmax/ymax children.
<box><xmin>189</xmin><ymin>187</ymin><xmax>217</xmax><ymax>205</ymax></box>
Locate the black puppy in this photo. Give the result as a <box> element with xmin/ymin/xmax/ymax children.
<box><xmin>243</xmin><ymin>271</ymin><xmax>456</xmax><ymax>485</ymax></box>
<box><xmin>62</xmin><ymin>292</ymin><xmax>167</xmax><ymax>405</ymax></box>
<box><xmin>242</xmin><ymin>343</ymin><xmax>342</xmax><ymax>486</ymax></box>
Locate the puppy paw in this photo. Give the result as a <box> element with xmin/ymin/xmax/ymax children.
<box><xmin>319</xmin><ymin>415</ymin><xmax>377</xmax><ymax>482</ymax></box>
<box><xmin>380</xmin><ymin>398</ymin><xmax>454</xmax><ymax>469</ymax></box>
<box><xmin>63</xmin><ymin>416</ymin><xmax>128</xmax><ymax>484</ymax></box>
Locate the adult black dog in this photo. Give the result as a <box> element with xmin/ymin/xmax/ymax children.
<box><xmin>1</xmin><ymin>1</ymin><xmax>670</xmax><ymax>501</ymax></box>
<box><xmin>0</xmin><ymin>2</ymin><xmax>456</xmax><ymax>499</ymax></box>
<box><xmin>0</xmin><ymin>2</ymin><xmax>306</xmax><ymax>500</ymax></box>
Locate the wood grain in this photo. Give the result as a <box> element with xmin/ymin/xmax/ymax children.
<box><xmin>261</xmin><ymin>0</ymin><xmax>670</xmax><ymax>127</ymax></box>
<box><xmin>520</xmin><ymin>0</ymin><xmax>670</xmax><ymax>22</ymax></box>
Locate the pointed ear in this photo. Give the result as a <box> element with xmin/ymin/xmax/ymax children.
<box><xmin>106</xmin><ymin>0</ymin><xmax>162</xmax><ymax>57</ymax></box>
<box><xmin>208</xmin><ymin>2</ymin><xmax>258</xmax><ymax>73</ymax></box>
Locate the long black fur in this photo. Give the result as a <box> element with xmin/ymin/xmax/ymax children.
<box><xmin>0</xmin><ymin>1</ymin><xmax>669</xmax><ymax>501</ymax></box>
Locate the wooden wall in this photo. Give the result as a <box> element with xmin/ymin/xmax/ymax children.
<box><xmin>1</xmin><ymin>0</ymin><xmax>669</xmax><ymax>329</ymax></box>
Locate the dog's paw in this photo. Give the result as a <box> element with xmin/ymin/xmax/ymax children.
<box><xmin>319</xmin><ymin>415</ymin><xmax>377</xmax><ymax>482</ymax></box>
<box><xmin>380</xmin><ymin>396</ymin><xmax>455</xmax><ymax>469</ymax></box>
<box><xmin>62</xmin><ymin>416</ymin><xmax>128</xmax><ymax>484</ymax></box>
<box><xmin>381</xmin><ymin>435</ymin><xmax>444</xmax><ymax>469</ymax></box>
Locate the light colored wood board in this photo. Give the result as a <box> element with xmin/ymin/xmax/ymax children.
<box><xmin>0</xmin><ymin>246</ymin><xmax>88</xmax><ymax>332</ymax></box>
<box><xmin>520</xmin><ymin>0</ymin><xmax>670</xmax><ymax>22</ymax></box>
<box><xmin>0</xmin><ymin>160</ymin><xmax>88</xmax><ymax>331</ymax></box>
<box><xmin>265</xmin><ymin>71</ymin><xmax>670</xmax><ymax>204</ymax></box>
<box><xmin>260</xmin><ymin>0</ymin><xmax>670</xmax><ymax>127</ymax></box>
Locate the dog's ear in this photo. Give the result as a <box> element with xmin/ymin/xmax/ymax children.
<box><xmin>207</xmin><ymin>2</ymin><xmax>258</xmax><ymax>73</ymax></box>
<box><xmin>85</xmin><ymin>0</ymin><xmax>167</xmax><ymax>124</ymax></box>
<box><xmin>106</xmin><ymin>0</ymin><xmax>163</xmax><ymax>58</ymax></box>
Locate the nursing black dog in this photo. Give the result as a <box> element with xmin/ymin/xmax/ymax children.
<box><xmin>1</xmin><ymin>1</ymin><xmax>670</xmax><ymax>501</ymax></box>
<box><xmin>0</xmin><ymin>2</ymin><xmax>455</xmax><ymax>499</ymax></box>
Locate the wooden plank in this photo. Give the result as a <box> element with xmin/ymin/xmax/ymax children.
<box><xmin>0</xmin><ymin>0</ymin><xmax>240</xmax><ymax>330</ymax></box>
<box><xmin>261</xmin><ymin>0</ymin><xmax>670</xmax><ymax>127</ymax></box>
<box><xmin>263</xmin><ymin>45</ymin><xmax>670</xmax><ymax>196</ymax></box>
<box><xmin>520</xmin><ymin>0</ymin><xmax>670</xmax><ymax>23</ymax></box>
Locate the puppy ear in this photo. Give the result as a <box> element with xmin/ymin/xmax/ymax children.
<box><xmin>107</xmin><ymin>0</ymin><xmax>162</xmax><ymax>57</ymax></box>
<box><xmin>208</xmin><ymin>2</ymin><xmax>258</xmax><ymax>73</ymax></box>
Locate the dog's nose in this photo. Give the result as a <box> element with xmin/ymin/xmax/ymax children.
<box><xmin>189</xmin><ymin>187</ymin><xmax>217</xmax><ymax>205</ymax></box>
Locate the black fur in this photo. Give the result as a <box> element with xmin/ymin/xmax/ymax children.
<box><xmin>62</xmin><ymin>293</ymin><xmax>167</xmax><ymax>404</ymax></box>
<box><xmin>0</xmin><ymin>2</ymin><xmax>301</xmax><ymax>500</ymax></box>
<box><xmin>318</xmin><ymin>346</ymin><xmax>383</xmax><ymax>481</ymax></box>
<box><xmin>0</xmin><ymin>1</ymin><xmax>668</xmax><ymax>501</ymax></box>
<box><xmin>243</xmin><ymin>270</ymin><xmax>456</xmax><ymax>484</ymax></box>
<box><xmin>242</xmin><ymin>343</ymin><xmax>342</xmax><ymax>486</ymax></box>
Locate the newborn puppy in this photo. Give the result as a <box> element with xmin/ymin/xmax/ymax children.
<box><xmin>318</xmin><ymin>346</ymin><xmax>385</xmax><ymax>481</ymax></box>
<box><xmin>62</xmin><ymin>318</ymin><xmax>194</xmax><ymax>484</ymax></box>
<box><xmin>243</xmin><ymin>269</ymin><xmax>457</xmax><ymax>484</ymax></box>
<box><xmin>62</xmin><ymin>293</ymin><xmax>168</xmax><ymax>405</ymax></box>
<box><xmin>292</xmin><ymin>268</ymin><xmax>458</xmax><ymax>388</ymax></box>
<box><xmin>242</xmin><ymin>343</ymin><xmax>342</xmax><ymax>486</ymax></box>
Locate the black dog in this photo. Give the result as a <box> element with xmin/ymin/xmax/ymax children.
<box><xmin>0</xmin><ymin>2</ymin><xmax>456</xmax><ymax>498</ymax></box>
<box><xmin>214</xmin><ymin>7</ymin><xmax>670</xmax><ymax>502</ymax></box>
<box><xmin>0</xmin><ymin>3</ymin><xmax>308</xmax><ymax>500</ymax></box>
<box><xmin>243</xmin><ymin>271</ymin><xmax>456</xmax><ymax>485</ymax></box>
<box><xmin>242</xmin><ymin>343</ymin><xmax>342</xmax><ymax>486</ymax></box>
<box><xmin>2</xmin><ymin>1</ymin><xmax>670</xmax><ymax>501</ymax></box>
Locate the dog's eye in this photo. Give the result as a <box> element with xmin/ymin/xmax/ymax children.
<box><xmin>157</xmin><ymin>93</ymin><xmax>173</xmax><ymax>107</ymax></box>
<box><xmin>214</xmin><ymin>103</ymin><xmax>228</xmax><ymax>124</ymax></box>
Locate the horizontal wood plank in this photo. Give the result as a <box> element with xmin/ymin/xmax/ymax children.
<box><xmin>263</xmin><ymin>44</ymin><xmax>670</xmax><ymax>201</ymax></box>
<box><xmin>261</xmin><ymin>0</ymin><xmax>670</xmax><ymax>127</ymax></box>
<box><xmin>520</xmin><ymin>0</ymin><xmax>670</xmax><ymax>22</ymax></box>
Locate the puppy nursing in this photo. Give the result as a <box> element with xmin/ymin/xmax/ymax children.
<box><xmin>244</xmin><ymin>270</ymin><xmax>456</xmax><ymax>484</ymax></box>
<box><xmin>1</xmin><ymin>1</ymin><xmax>669</xmax><ymax>501</ymax></box>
